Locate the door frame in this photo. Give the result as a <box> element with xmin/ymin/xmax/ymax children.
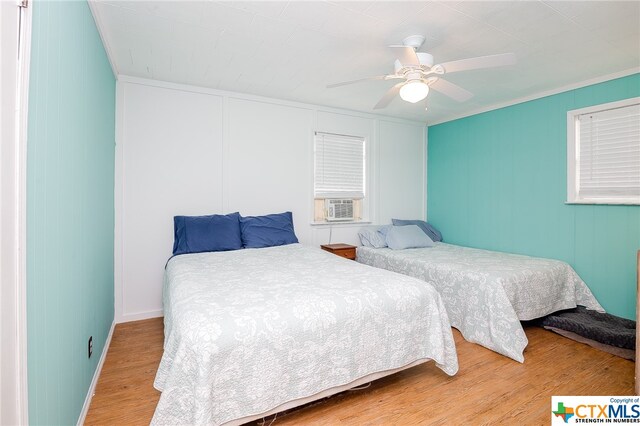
<box><xmin>1</xmin><ymin>0</ymin><xmax>31</xmax><ymax>423</ymax></box>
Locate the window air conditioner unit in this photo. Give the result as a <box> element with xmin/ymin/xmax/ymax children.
<box><xmin>326</xmin><ymin>199</ymin><xmax>354</xmax><ymax>222</ymax></box>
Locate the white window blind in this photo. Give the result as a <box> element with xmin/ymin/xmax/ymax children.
<box><xmin>314</xmin><ymin>132</ymin><xmax>365</xmax><ymax>199</ymax></box>
<box><xmin>576</xmin><ymin>102</ymin><xmax>640</xmax><ymax>202</ymax></box>
<box><xmin>568</xmin><ymin>98</ymin><xmax>640</xmax><ymax>204</ymax></box>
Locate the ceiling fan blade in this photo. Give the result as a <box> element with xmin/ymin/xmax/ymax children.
<box><xmin>438</xmin><ymin>53</ymin><xmax>516</xmax><ymax>74</ymax></box>
<box><xmin>429</xmin><ymin>78</ymin><xmax>473</xmax><ymax>102</ymax></box>
<box><xmin>389</xmin><ymin>45</ymin><xmax>420</xmax><ymax>67</ymax></box>
<box><xmin>374</xmin><ymin>83</ymin><xmax>404</xmax><ymax>110</ymax></box>
<box><xmin>327</xmin><ymin>75</ymin><xmax>390</xmax><ymax>89</ymax></box>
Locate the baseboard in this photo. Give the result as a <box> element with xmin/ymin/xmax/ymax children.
<box><xmin>76</xmin><ymin>320</ymin><xmax>116</xmax><ymax>426</ymax></box>
<box><xmin>117</xmin><ymin>309</ymin><xmax>163</xmax><ymax>324</ymax></box>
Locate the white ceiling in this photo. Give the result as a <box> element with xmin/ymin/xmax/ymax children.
<box><xmin>91</xmin><ymin>1</ymin><xmax>640</xmax><ymax>124</ymax></box>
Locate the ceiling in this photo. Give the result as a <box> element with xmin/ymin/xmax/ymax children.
<box><xmin>91</xmin><ymin>1</ymin><xmax>640</xmax><ymax>124</ymax></box>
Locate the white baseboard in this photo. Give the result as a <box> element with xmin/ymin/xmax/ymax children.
<box><xmin>76</xmin><ymin>321</ymin><xmax>116</xmax><ymax>426</ymax></box>
<box><xmin>117</xmin><ymin>309</ymin><xmax>164</xmax><ymax>324</ymax></box>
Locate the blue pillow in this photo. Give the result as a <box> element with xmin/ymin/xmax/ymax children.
<box><xmin>173</xmin><ymin>212</ymin><xmax>243</xmax><ymax>255</ymax></box>
<box><xmin>386</xmin><ymin>225</ymin><xmax>435</xmax><ymax>250</ymax></box>
<box><xmin>240</xmin><ymin>211</ymin><xmax>299</xmax><ymax>248</ymax></box>
<box><xmin>392</xmin><ymin>219</ymin><xmax>442</xmax><ymax>242</ymax></box>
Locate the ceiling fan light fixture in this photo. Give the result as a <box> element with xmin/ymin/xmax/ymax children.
<box><xmin>399</xmin><ymin>80</ymin><xmax>429</xmax><ymax>103</ymax></box>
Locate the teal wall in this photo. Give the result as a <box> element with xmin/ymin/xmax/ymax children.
<box><xmin>428</xmin><ymin>74</ymin><xmax>640</xmax><ymax>320</ymax></box>
<box><xmin>26</xmin><ymin>1</ymin><xmax>115</xmax><ymax>424</ymax></box>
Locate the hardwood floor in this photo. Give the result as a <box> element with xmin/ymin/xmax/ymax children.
<box><xmin>85</xmin><ymin>318</ymin><xmax>633</xmax><ymax>425</ymax></box>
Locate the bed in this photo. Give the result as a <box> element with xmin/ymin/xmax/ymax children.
<box><xmin>152</xmin><ymin>243</ymin><xmax>458</xmax><ymax>425</ymax></box>
<box><xmin>357</xmin><ymin>242</ymin><xmax>604</xmax><ymax>362</ymax></box>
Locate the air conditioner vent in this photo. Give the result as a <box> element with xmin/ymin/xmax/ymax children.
<box><xmin>325</xmin><ymin>199</ymin><xmax>354</xmax><ymax>221</ymax></box>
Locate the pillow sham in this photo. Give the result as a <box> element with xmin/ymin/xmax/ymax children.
<box><xmin>391</xmin><ymin>218</ymin><xmax>442</xmax><ymax>242</ymax></box>
<box><xmin>377</xmin><ymin>224</ymin><xmax>392</xmax><ymax>236</ymax></box>
<box><xmin>386</xmin><ymin>225</ymin><xmax>435</xmax><ymax>250</ymax></box>
<box><xmin>358</xmin><ymin>226</ymin><xmax>390</xmax><ymax>248</ymax></box>
<box><xmin>240</xmin><ymin>211</ymin><xmax>299</xmax><ymax>248</ymax></box>
<box><xmin>173</xmin><ymin>212</ymin><xmax>243</xmax><ymax>255</ymax></box>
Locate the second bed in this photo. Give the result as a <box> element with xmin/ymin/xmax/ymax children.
<box><xmin>357</xmin><ymin>242</ymin><xmax>603</xmax><ymax>362</ymax></box>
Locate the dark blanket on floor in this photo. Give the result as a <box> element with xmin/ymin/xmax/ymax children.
<box><xmin>539</xmin><ymin>306</ymin><xmax>635</xmax><ymax>350</ymax></box>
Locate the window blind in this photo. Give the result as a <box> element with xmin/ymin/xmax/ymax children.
<box><xmin>577</xmin><ymin>103</ymin><xmax>640</xmax><ymax>200</ymax></box>
<box><xmin>314</xmin><ymin>132</ymin><xmax>365</xmax><ymax>199</ymax></box>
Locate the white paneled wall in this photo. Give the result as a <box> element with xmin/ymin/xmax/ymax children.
<box><xmin>378</xmin><ymin>120</ymin><xmax>426</xmax><ymax>223</ymax></box>
<box><xmin>115</xmin><ymin>76</ymin><xmax>426</xmax><ymax>322</ymax></box>
<box><xmin>225</xmin><ymin>98</ymin><xmax>313</xmax><ymax>228</ymax></box>
<box><xmin>116</xmin><ymin>82</ymin><xmax>224</xmax><ymax>320</ymax></box>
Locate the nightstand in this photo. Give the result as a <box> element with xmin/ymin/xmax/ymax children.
<box><xmin>321</xmin><ymin>243</ymin><xmax>357</xmax><ymax>260</ymax></box>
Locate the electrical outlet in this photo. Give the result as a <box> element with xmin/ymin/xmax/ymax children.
<box><xmin>88</xmin><ymin>336</ymin><xmax>93</xmax><ymax>359</ymax></box>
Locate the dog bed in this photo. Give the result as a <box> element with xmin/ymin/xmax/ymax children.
<box><xmin>539</xmin><ymin>306</ymin><xmax>635</xmax><ymax>360</ymax></box>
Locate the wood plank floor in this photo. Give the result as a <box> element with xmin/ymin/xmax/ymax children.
<box><xmin>85</xmin><ymin>318</ymin><xmax>634</xmax><ymax>425</ymax></box>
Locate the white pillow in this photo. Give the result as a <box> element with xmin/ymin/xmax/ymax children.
<box><xmin>386</xmin><ymin>225</ymin><xmax>435</xmax><ymax>250</ymax></box>
<box><xmin>358</xmin><ymin>226</ymin><xmax>390</xmax><ymax>248</ymax></box>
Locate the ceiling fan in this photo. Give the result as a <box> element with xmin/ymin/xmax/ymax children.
<box><xmin>327</xmin><ymin>35</ymin><xmax>516</xmax><ymax>110</ymax></box>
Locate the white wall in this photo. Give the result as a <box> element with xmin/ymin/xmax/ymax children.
<box><xmin>115</xmin><ymin>76</ymin><xmax>426</xmax><ymax>322</ymax></box>
<box><xmin>378</xmin><ymin>120</ymin><xmax>426</xmax><ymax>222</ymax></box>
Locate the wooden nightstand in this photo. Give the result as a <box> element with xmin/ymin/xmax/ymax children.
<box><xmin>321</xmin><ymin>243</ymin><xmax>357</xmax><ymax>260</ymax></box>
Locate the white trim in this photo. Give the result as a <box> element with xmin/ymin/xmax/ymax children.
<box><xmin>86</xmin><ymin>1</ymin><xmax>118</xmax><ymax>78</ymax></box>
<box><xmin>567</xmin><ymin>96</ymin><xmax>640</xmax><ymax>117</ymax></box>
<box><xmin>117</xmin><ymin>75</ymin><xmax>425</xmax><ymax>127</ymax></box>
<box><xmin>221</xmin><ymin>95</ymin><xmax>230</xmax><ymax>214</ymax></box>
<box><xmin>118</xmin><ymin>309</ymin><xmax>164</xmax><ymax>324</ymax></box>
<box><xmin>428</xmin><ymin>68</ymin><xmax>640</xmax><ymax>126</ymax></box>
<box><xmin>310</xmin><ymin>220</ymin><xmax>372</xmax><ymax>227</ymax></box>
<box><xmin>566</xmin><ymin>96</ymin><xmax>640</xmax><ymax>205</ymax></box>
<box><xmin>364</xmin><ymin>133</ymin><xmax>371</xmax><ymax>222</ymax></box>
<box><xmin>113</xmin><ymin>82</ymin><xmax>125</xmax><ymax>323</ymax></box>
<box><xmin>565</xmin><ymin>200</ymin><xmax>640</xmax><ymax>206</ymax></box>
<box><xmin>0</xmin><ymin>0</ymin><xmax>30</xmax><ymax>423</ymax></box>
<box><xmin>15</xmin><ymin>0</ymin><xmax>30</xmax><ymax>419</ymax></box>
<box><xmin>566</xmin><ymin>109</ymin><xmax>579</xmax><ymax>204</ymax></box>
<box><xmin>308</xmin><ymin>116</ymin><xmax>318</xmax><ymax>225</ymax></box>
<box><xmin>76</xmin><ymin>321</ymin><xmax>116</xmax><ymax>426</ymax></box>
<box><xmin>423</xmin><ymin>125</ymin><xmax>428</xmax><ymax>221</ymax></box>
<box><xmin>373</xmin><ymin>119</ymin><xmax>380</xmax><ymax>223</ymax></box>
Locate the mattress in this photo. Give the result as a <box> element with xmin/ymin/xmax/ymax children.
<box><xmin>357</xmin><ymin>243</ymin><xmax>603</xmax><ymax>362</ymax></box>
<box><xmin>152</xmin><ymin>244</ymin><xmax>458</xmax><ymax>425</ymax></box>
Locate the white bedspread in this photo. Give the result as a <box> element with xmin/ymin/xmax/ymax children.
<box><xmin>357</xmin><ymin>243</ymin><xmax>603</xmax><ymax>362</ymax></box>
<box><xmin>152</xmin><ymin>244</ymin><xmax>458</xmax><ymax>425</ymax></box>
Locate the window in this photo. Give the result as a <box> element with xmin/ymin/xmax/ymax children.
<box><xmin>567</xmin><ymin>97</ymin><xmax>640</xmax><ymax>205</ymax></box>
<box><xmin>313</xmin><ymin>132</ymin><xmax>366</xmax><ymax>221</ymax></box>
